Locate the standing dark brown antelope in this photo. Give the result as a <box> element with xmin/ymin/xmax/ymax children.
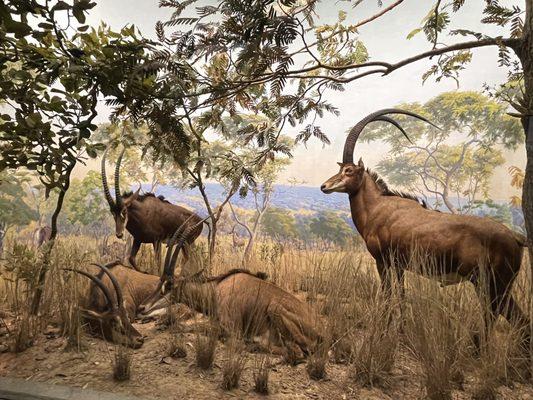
<box><xmin>101</xmin><ymin>148</ymin><xmax>206</xmax><ymax>272</ymax></box>
<box><xmin>320</xmin><ymin>109</ymin><xmax>530</xmax><ymax>349</ymax></box>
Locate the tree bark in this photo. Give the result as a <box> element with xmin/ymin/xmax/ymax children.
<box><xmin>518</xmin><ymin>0</ymin><xmax>533</xmax><ymax>267</ymax></box>
<box><xmin>517</xmin><ymin>0</ymin><xmax>533</xmax><ymax>369</ymax></box>
<box><xmin>30</xmin><ymin>163</ymin><xmax>74</xmax><ymax>315</ymax></box>
<box><xmin>0</xmin><ymin>222</ymin><xmax>7</xmax><ymax>255</ymax></box>
<box><xmin>442</xmin><ymin>186</ymin><xmax>457</xmax><ymax>214</ymax></box>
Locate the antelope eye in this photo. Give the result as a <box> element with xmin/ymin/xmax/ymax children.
<box><xmin>345</xmin><ymin>168</ymin><xmax>354</xmax><ymax>175</ymax></box>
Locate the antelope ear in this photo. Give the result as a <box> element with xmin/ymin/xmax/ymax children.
<box><xmin>130</xmin><ymin>187</ymin><xmax>141</xmax><ymax>202</ymax></box>
<box><xmin>358</xmin><ymin>158</ymin><xmax>364</xmax><ymax>168</ymax></box>
<box><xmin>337</xmin><ymin>162</ymin><xmax>344</xmax><ymax>167</ymax></box>
<box><xmin>125</xmin><ymin>187</ymin><xmax>141</xmax><ymax>206</ymax></box>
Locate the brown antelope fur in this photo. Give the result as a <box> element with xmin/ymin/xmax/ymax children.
<box><xmin>321</xmin><ymin>109</ymin><xmax>530</xmax><ymax>349</ymax></box>
<box><xmin>67</xmin><ymin>262</ymin><xmax>165</xmax><ymax>348</ymax></box>
<box><xmin>139</xmin><ymin>223</ymin><xmax>323</xmax><ymax>359</ymax></box>
<box><xmin>101</xmin><ymin>147</ymin><xmax>205</xmax><ymax>271</ymax></box>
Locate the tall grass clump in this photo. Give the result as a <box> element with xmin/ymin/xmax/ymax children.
<box><xmin>2</xmin><ymin>242</ymin><xmax>41</xmax><ymax>352</ymax></box>
<box><xmin>307</xmin><ymin>341</ymin><xmax>329</xmax><ymax>380</ymax></box>
<box><xmin>472</xmin><ymin>263</ymin><xmax>532</xmax><ymax>399</ymax></box>
<box><xmin>195</xmin><ymin>325</ymin><xmax>218</xmax><ymax>370</ymax></box>
<box><xmin>113</xmin><ymin>344</ymin><xmax>133</xmax><ymax>381</ymax></box>
<box><xmin>221</xmin><ymin>337</ymin><xmax>247</xmax><ymax>390</ymax></box>
<box><xmin>253</xmin><ymin>354</ymin><xmax>271</xmax><ymax>395</ymax></box>
<box><xmin>165</xmin><ymin>307</ymin><xmax>187</xmax><ymax>359</ymax></box>
<box><xmin>348</xmin><ymin>279</ymin><xmax>400</xmax><ymax>387</ymax></box>
<box><xmin>403</xmin><ymin>252</ymin><xmax>473</xmax><ymax>400</ymax></box>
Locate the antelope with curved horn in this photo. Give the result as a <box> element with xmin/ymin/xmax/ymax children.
<box><xmin>139</xmin><ymin>221</ymin><xmax>324</xmax><ymax>360</ymax></box>
<box><xmin>320</xmin><ymin>109</ymin><xmax>530</xmax><ymax>349</ymax></box>
<box><xmin>101</xmin><ymin>147</ymin><xmax>206</xmax><ymax>272</ymax></box>
<box><xmin>65</xmin><ymin>263</ymin><xmax>154</xmax><ymax>349</ymax></box>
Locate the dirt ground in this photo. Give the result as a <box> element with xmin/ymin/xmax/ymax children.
<box><xmin>1</xmin><ymin>312</ymin><xmax>532</xmax><ymax>400</ymax></box>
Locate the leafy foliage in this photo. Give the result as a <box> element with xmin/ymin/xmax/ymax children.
<box><xmin>63</xmin><ymin>171</ymin><xmax>108</xmax><ymax>230</ymax></box>
<box><xmin>0</xmin><ymin>1</ymin><xmax>152</xmax><ymax>198</ymax></box>
<box><xmin>261</xmin><ymin>208</ymin><xmax>297</xmax><ymax>240</ymax></box>
<box><xmin>0</xmin><ymin>170</ymin><xmax>38</xmax><ymax>230</ymax></box>
<box><xmin>362</xmin><ymin>91</ymin><xmax>522</xmax><ymax>213</ymax></box>
<box><xmin>309</xmin><ymin>211</ymin><xmax>353</xmax><ymax>245</ymax></box>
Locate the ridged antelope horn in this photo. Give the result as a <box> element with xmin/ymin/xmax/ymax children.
<box><xmin>63</xmin><ymin>268</ymin><xmax>116</xmax><ymax>311</ymax></box>
<box><xmin>163</xmin><ymin>215</ymin><xmax>196</xmax><ymax>279</ymax></box>
<box><xmin>114</xmin><ymin>147</ymin><xmax>126</xmax><ymax>207</ymax></box>
<box><xmin>166</xmin><ymin>216</ymin><xmax>210</xmax><ymax>279</ymax></box>
<box><xmin>90</xmin><ymin>263</ymin><xmax>124</xmax><ymax>309</ymax></box>
<box><xmin>342</xmin><ymin>109</ymin><xmax>439</xmax><ymax>163</ymax></box>
<box><xmin>372</xmin><ymin>116</ymin><xmax>413</xmax><ymax>144</ymax></box>
<box><xmin>101</xmin><ymin>148</ymin><xmax>115</xmax><ymax>209</ymax></box>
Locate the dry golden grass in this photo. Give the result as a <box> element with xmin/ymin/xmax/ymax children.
<box><xmin>194</xmin><ymin>325</ymin><xmax>218</xmax><ymax>370</ymax></box>
<box><xmin>253</xmin><ymin>353</ymin><xmax>271</xmax><ymax>394</ymax></box>
<box><xmin>0</xmin><ymin>232</ymin><xmax>531</xmax><ymax>398</ymax></box>
<box><xmin>113</xmin><ymin>344</ymin><xmax>133</xmax><ymax>381</ymax></box>
<box><xmin>221</xmin><ymin>337</ymin><xmax>247</xmax><ymax>390</ymax></box>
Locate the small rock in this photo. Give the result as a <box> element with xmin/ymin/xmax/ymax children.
<box><xmin>159</xmin><ymin>356</ymin><xmax>174</xmax><ymax>365</ymax></box>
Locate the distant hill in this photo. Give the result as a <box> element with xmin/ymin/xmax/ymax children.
<box><xmin>140</xmin><ymin>182</ymin><xmax>524</xmax><ymax>230</ymax></box>
<box><xmin>140</xmin><ymin>183</ymin><xmax>348</xmax><ymax>215</ymax></box>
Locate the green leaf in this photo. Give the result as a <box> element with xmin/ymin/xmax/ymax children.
<box><xmin>5</xmin><ymin>19</ymin><xmax>32</xmax><ymax>37</ymax></box>
<box><xmin>86</xmin><ymin>147</ymin><xmax>97</xmax><ymax>158</ymax></box>
<box><xmin>52</xmin><ymin>1</ymin><xmax>71</xmax><ymax>11</ymax></box>
<box><xmin>72</xmin><ymin>7</ymin><xmax>86</xmax><ymax>24</ymax></box>
<box><xmin>407</xmin><ymin>27</ymin><xmax>422</xmax><ymax>40</ymax></box>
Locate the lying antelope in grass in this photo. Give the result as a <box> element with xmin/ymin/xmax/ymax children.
<box><xmin>65</xmin><ymin>262</ymin><xmax>167</xmax><ymax>348</ymax></box>
<box><xmin>139</xmin><ymin>224</ymin><xmax>324</xmax><ymax>359</ymax></box>
<box><xmin>321</xmin><ymin>109</ymin><xmax>530</xmax><ymax>350</ymax></box>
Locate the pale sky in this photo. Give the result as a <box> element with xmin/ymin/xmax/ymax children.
<box><xmin>80</xmin><ymin>0</ymin><xmax>525</xmax><ymax>200</ymax></box>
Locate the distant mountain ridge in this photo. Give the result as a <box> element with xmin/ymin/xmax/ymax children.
<box><xmin>139</xmin><ymin>183</ymin><xmax>522</xmax><ymax>228</ymax></box>
<box><xmin>139</xmin><ymin>183</ymin><xmax>347</xmax><ymax>215</ymax></box>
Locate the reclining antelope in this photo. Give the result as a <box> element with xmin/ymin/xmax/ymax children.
<box><xmin>321</xmin><ymin>108</ymin><xmax>530</xmax><ymax>349</ymax></box>
<box><xmin>101</xmin><ymin>147</ymin><xmax>207</xmax><ymax>272</ymax></box>
<box><xmin>64</xmin><ymin>262</ymin><xmax>167</xmax><ymax>348</ymax></box>
<box><xmin>139</xmin><ymin>223</ymin><xmax>323</xmax><ymax>359</ymax></box>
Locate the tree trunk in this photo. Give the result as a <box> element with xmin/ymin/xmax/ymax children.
<box><xmin>0</xmin><ymin>222</ymin><xmax>7</xmax><ymax>255</ymax></box>
<box><xmin>442</xmin><ymin>187</ymin><xmax>457</xmax><ymax>214</ymax></box>
<box><xmin>521</xmin><ymin>0</ymin><xmax>533</xmax><ymax>245</ymax></box>
<box><xmin>30</xmin><ymin>165</ymin><xmax>74</xmax><ymax>315</ymax></box>
<box><xmin>518</xmin><ymin>0</ymin><xmax>533</xmax><ymax>370</ymax></box>
<box><xmin>243</xmin><ymin>210</ymin><xmax>265</xmax><ymax>265</ymax></box>
<box><xmin>209</xmin><ymin>218</ymin><xmax>217</xmax><ymax>261</ymax></box>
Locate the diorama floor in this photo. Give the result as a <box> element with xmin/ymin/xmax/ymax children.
<box><xmin>1</xmin><ymin>313</ymin><xmax>532</xmax><ymax>400</ymax></box>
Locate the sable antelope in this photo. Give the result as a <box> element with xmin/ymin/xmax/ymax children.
<box><xmin>65</xmin><ymin>262</ymin><xmax>166</xmax><ymax>348</ymax></box>
<box><xmin>33</xmin><ymin>225</ymin><xmax>52</xmax><ymax>248</ymax></box>
<box><xmin>140</xmin><ymin>224</ymin><xmax>323</xmax><ymax>359</ymax></box>
<box><xmin>320</xmin><ymin>109</ymin><xmax>530</xmax><ymax>348</ymax></box>
<box><xmin>101</xmin><ymin>148</ymin><xmax>206</xmax><ymax>272</ymax></box>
